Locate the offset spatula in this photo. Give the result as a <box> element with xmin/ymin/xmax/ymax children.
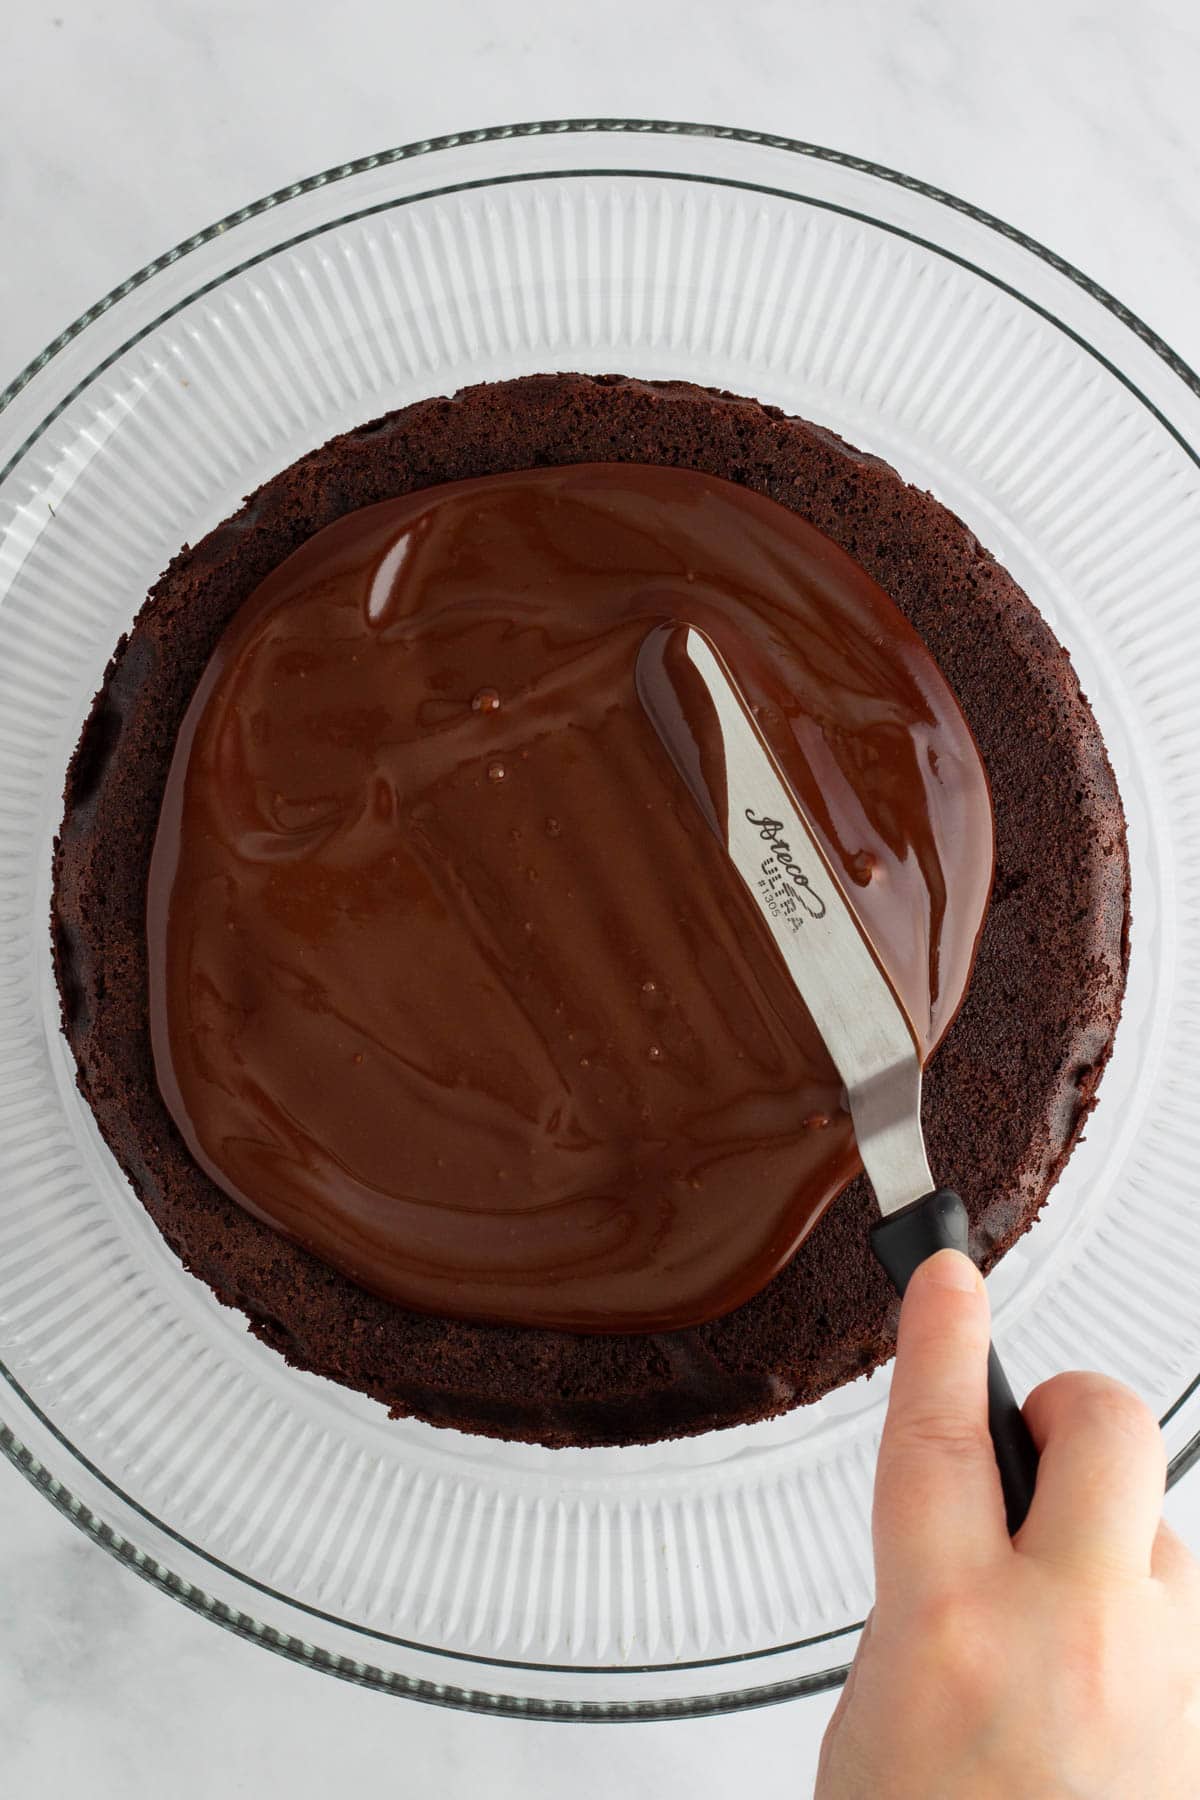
<box><xmin>639</xmin><ymin>624</ymin><xmax>1038</xmax><ymax>1534</ymax></box>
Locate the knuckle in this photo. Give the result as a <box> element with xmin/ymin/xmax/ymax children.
<box><xmin>1035</xmin><ymin>1372</ymin><xmax>1160</xmax><ymax>1446</ymax></box>
<box><xmin>1073</xmin><ymin>1375</ymin><xmax>1160</xmax><ymax>1445</ymax></box>
<box><xmin>1059</xmin><ymin>1601</ymin><xmax>1138</xmax><ymax>1715</ymax></box>
<box><xmin>912</xmin><ymin>1593</ymin><xmax>995</xmax><ymax>1706</ymax></box>
<box><xmin>891</xmin><ymin>1406</ymin><xmax>991</xmax><ymax>1460</ymax></box>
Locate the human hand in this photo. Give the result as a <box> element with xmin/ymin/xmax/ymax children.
<box><xmin>815</xmin><ymin>1249</ymin><xmax>1200</xmax><ymax>1799</ymax></box>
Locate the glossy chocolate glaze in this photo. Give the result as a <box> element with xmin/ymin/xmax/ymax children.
<box><xmin>147</xmin><ymin>464</ymin><xmax>993</xmax><ymax>1331</ymax></box>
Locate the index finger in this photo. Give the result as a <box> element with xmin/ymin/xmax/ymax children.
<box><xmin>873</xmin><ymin>1250</ymin><xmax>1011</xmax><ymax>1608</ymax></box>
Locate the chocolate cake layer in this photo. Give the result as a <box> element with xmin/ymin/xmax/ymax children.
<box><xmin>51</xmin><ymin>375</ymin><xmax>1129</xmax><ymax>1446</ymax></box>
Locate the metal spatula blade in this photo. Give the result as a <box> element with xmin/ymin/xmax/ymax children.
<box><xmin>676</xmin><ymin>627</ymin><xmax>936</xmax><ymax>1219</ymax></box>
<box><xmin>640</xmin><ymin>623</ymin><xmax>1039</xmax><ymax>1533</ymax></box>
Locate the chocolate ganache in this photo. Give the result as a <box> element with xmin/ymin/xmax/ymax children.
<box><xmin>146</xmin><ymin>462</ymin><xmax>993</xmax><ymax>1333</ymax></box>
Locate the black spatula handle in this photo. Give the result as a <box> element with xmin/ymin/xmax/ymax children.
<box><xmin>871</xmin><ymin>1189</ymin><xmax>1038</xmax><ymax>1535</ymax></box>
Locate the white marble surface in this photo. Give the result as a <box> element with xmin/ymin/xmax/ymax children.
<box><xmin>2</xmin><ymin>2</ymin><xmax>1199</xmax><ymax>1793</ymax></box>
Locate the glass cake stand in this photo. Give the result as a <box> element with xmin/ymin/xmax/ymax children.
<box><xmin>1</xmin><ymin>120</ymin><xmax>1198</xmax><ymax>1721</ymax></box>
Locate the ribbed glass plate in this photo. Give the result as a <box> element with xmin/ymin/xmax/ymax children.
<box><xmin>1</xmin><ymin>121</ymin><xmax>1198</xmax><ymax>1720</ymax></box>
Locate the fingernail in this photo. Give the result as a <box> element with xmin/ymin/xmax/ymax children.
<box><xmin>921</xmin><ymin>1249</ymin><xmax>982</xmax><ymax>1293</ymax></box>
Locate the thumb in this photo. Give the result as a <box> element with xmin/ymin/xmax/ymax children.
<box><xmin>873</xmin><ymin>1249</ymin><xmax>1010</xmax><ymax>1607</ymax></box>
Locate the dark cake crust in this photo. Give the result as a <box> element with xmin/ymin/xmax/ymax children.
<box><xmin>51</xmin><ymin>375</ymin><xmax>1129</xmax><ymax>1446</ymax></box>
